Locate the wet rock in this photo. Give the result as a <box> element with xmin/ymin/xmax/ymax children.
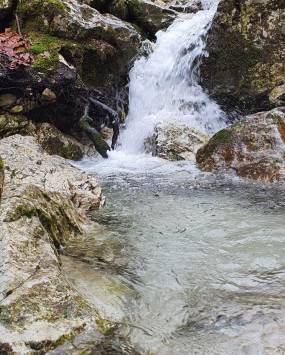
<box><xmin>86</xmin><ymin>0</ymin><xmax>177</xmax><ymax>35</ymax></box>
<box><xmin>196</xmin><ymin>107</ymin><xmax>285</xmax><ymax>182</ymax></box>
<box><xmin>126</xmin><ymin>0</ymin><xmax>176</xmax><ymax>36</ymax></box>
<box><xmin>200</xmin><ymin>0</ymin><xmax>285</xmax><ymax>114</ymax></box>
<box><xmin>147</xmin><ymin>123</ymin><xmax>209</xmax><ymax>161</ymax></box>
<box><xmin>0</xmin><ymin>135</ymin><xmax>112</xmax><ymax>353</ymax></box>
<box><xmin>168</xmin><ymin>0</ymin><xmax>202</xmax><ymax>14</ymax></box>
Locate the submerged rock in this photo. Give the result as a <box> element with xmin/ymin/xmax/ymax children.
<box><xmin>146</xmin><ymin>123</ymin><xmax>209</xmax><ymax>161</ymax></box>
<box><xmin>196</xmin><ymin>108</ymin><xmax>285</xmax><ymax>182</ymax></box>
<box><xmin>200</xmin><ymin>0</ymin><xmax>285</xmax><ymax>114</ymax></box>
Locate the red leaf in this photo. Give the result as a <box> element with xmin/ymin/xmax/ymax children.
<box><xmin>0</xmin><ymin>28</ymin><xmax>33</xmax><ymax>69</ymax></box>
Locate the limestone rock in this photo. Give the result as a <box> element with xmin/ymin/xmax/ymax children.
<box><xmin>146</xmin><ymin>123</ymin><xmax>209</xmax><ymax>161</ymax></box>
<box><xmin>196</xmin><ymin>107</ymin><xmax>285</xmax><ymax>182</ymax></box>
<box><xmin>17</xmin><ymin>0</ymin><xmax>141</xmax><ymax>62</ymax></box>
<box><xmin>0</xmin><ymin>135</ymin><xmax>114</xmax><ymax>353</ymax></box>
<box><xmin>200</xmin><ymin>0</ymin><xmax>285</xmax><ymax>114</ymax></box>
<box><xmin>0</xmin><ymin>135</ymin><xmax>103</xmax><ymax>211</ymax></box>
<box><xmin>0</xmin><ymin>116</ymin><xmax>88</xmax><ymax>160</ymax></box>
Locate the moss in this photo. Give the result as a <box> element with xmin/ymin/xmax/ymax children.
<box><xmin>17</xmin><ymin>0</ymin><xmax>67</xmax><ymax>17</ymax></box>
<box><xmin>30</xmin><ymin>33</ymin><xmax>63</xmax><ymax>51</ymax></box>
<box><xmin>198</xmin><ymin>129</ymin><xmax>233</xmax><ymax>163</ymax></box>
<box><xmin>95</xmin><ymin>318</ymin><xmax>113</xmax><ymax>335</ymax></box>
<box><xmin>32</xmin><ymin>53</ymin><xmax>59</xmax><ymax>71</ymax></box>
<box><xmin>28</xmin><ymin>33</ymin><xmax>62</xmax><ymax>70</ymax></box>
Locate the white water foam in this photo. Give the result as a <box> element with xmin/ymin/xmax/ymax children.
<box><xmin>118</xmin><ymin>0</ymin><xmax>224</xmax><ymax>155</ymax></box>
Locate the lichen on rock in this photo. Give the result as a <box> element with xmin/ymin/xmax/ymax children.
<box><xmin>0</xmin><ymin>135</ymin><xmax>122</xmax><ymax>353</ymax></box>
<box><xmin>196</xmin><ymin>107</ymin><xmax>285</xmax><ymax>182</ymax></box>
<box><xmin>200</xmin><ymin>0</ymin><xmax>285</xmax><ymax>115</ymax></box>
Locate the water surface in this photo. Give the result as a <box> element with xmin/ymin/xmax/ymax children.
<box><xmin>69</xmin><ymin>158</ymin><xmax>285</xmax><ymax>355</ymax></box>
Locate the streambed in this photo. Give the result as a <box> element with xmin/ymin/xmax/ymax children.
<box><xmin>67</xmin><ymin>158</ymin><xmax>285</xmax><ymax>354</ymax></box>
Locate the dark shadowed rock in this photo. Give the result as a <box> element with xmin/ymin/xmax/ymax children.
<box><xmin>0</xmin><ymin>0</ymin><xmax>15</xmax><ymax>20</ymax></box>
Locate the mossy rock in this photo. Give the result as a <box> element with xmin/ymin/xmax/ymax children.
<box><xmin>200</xmin><ymin>0</ymin><xmax>285</xmax><ymax>114</ymax></box>
<box><xmin>34</xmin><ymin>122</ymin><xmax>84</xmax><ymax>160</ymax></box>
<box><xmin>0</xmin><ymin>114</ymin><xmax>29</xmax><ymax>138</ymax></box>
<box><xmin>196</xmin><ymin>108</ymin><xmax>285</xmax><ymax>182</ymax></box>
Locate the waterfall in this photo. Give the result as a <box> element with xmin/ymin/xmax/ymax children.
<box><xmin>118</xmin><ymin>0</ymin><xmax>225</xmax><ymax>155</ymax></box>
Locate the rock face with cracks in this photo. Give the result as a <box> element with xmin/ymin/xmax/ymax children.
<box><xmin>0</xmin><ymin>135</ymin><xmax>120</xmax><ymax>353</ymax></box>
<box><xmin>200</xmin><ymin>0</ymin><xmax>285</xmax><ymax>115</ymax></box>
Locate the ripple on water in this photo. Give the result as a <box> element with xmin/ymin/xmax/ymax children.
<box><xmin>72</xmin><ymin>154</ymin><xmax>285</xmax><ymax>355</ymax></box>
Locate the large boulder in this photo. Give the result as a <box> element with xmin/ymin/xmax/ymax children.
<box><xmin>17</xmin><ymin>0</ymin><xmax>141</xmax><ymax>65</ymax></box>
<box><xmin>84</xmin><ymin>0</ymin><xmax>177</xmax><ymax>36</ymax></box>
<box><xmin>0</xmin><ymin>135</ymin><xmax>120</xmax><ymax>353</ymax></box>
<box><xmin>196</xmin><ymin>107</ymin><xmax>285</xmax><ymax>182</ymax></box>
<box><xmin>146</xmin><ymin>123</ymin><xmax>209</xmax><ymax>161</ymax></box>
<box><xmin>200</xmin><ymin>0</ymin><xmax>285</xmax><ymax>115</ymax></box>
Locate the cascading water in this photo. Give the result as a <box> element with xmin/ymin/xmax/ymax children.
<box><xmin>72</xmin><ymin>3</ymin><xmax>285</xmax><ymax>354</ymax></box>
<box><xmin>119</xmin><ymin>0</ymin><xmax>225</xmax><ymax>155</ymax></box>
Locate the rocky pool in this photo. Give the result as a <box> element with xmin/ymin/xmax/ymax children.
<box><xmin>67</xmin><ymin>156</ymin><xmax>285</xmax><ymax>354</ymax></box>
